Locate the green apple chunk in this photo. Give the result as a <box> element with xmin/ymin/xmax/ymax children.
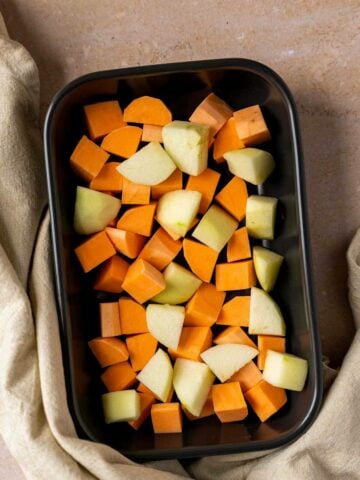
<box><xmin>263</xmin><ymin>350</ymin><xmax>308</xmax><ymax>391</ymax></box>
<box><xmin>246</xmin><ymin>195</ymin><xmax>278</xmax><ymax>239</ymax></box>
<box><xmin>192</xmin><ymin>205</ymin><xmax>238</xmax><ymax>253</ymax></box>
<box><xmin>151</xmin><ymin>262</ymin><xmax>202</xmax><ymax>305</ymax></box>
<box><xmin>248</xmin><ymin>287</ymin><xmax>285</xmax><ymax>336</ymax></box>
<box><xmin>146</xmin><ymin>304</ymin><xmax>185</xmax><ymax>349</ymax></box>
<box><xmin>253</xmin><ymin>246</ymin><xmax>284</xmax><ymax>292</ymax></box>
<box><xmin>157</xmin><ymin>189</ymin><xmax>202</xmax><ymax>238</ymax></box>
<box><xmin>136</xmin><ymin>349</ymin><xmax>173</xmax><ymax>402</ymax></box>
<box><xmin>200</xmin><ymin>343</ymin><xmax>258</xmax><ymax>382</ymax></box>
<box><xmin>117</xmin><ymin>142</ymin><xmax>176</xmax><ymax>186</ymax></box>
<box><xmin>74</xmin><ymin>186</ymin><xmax>121</xmax><ymax>235</ymax></box>
<box><xmin>102</xmin><ymin>390</ymin><xmax>140</xmax><ymax>424</ymax></box>
<box><xmin>224</xmin><ymin>148</ymin><xmax>275</xmax><ymax>185</ymax></box>
<box><xmin>173</xmin><ymin>358</ymin><xmax>215</xmax><ymax>416</ymax></box>
<box><xmin>162</xmin><ymin>120</ymin><xmax>209</xmax><ymax>175</ymax></box>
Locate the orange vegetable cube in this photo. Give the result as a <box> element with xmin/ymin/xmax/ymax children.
<box><xmin>215</xmin><ymin>176</ymin><xmax>248</xmax><ymax>221</ymax></box>
<box><xmin>74</xmin><ymin>231</ymin><xmax>116</xmax><ymax>273</ymax></box>
<box><xmin>227</xmin><ymin>361</ymin><xmax>263</xmax><ymax>392</ymax></box>
<box><xmin>212</xmin><ymin>382</ymin><xmax>248</xmax><ymax>423</ymax></box>
<box><xmin>70</xmin><ymin>135</ymin><xmax>110</xmax><ymax>182</ymax></box>
<box><xmin>101</xmin><ymin>126</ymin><xmax>142</xmax><ymax>158</ymax></box>
<box><xmin>244</xmin><ymin>380</ymin><xmax>287</xmax><ymax>422</ymax></box>
<box><xmin>142</xmin><ymin>124</ymin><xmax>163</xmax><ymax>143</ymax></box>
<box><xmin>122</xmin><ymin>178</ymin><xmax>151</xmax><ymax>205</ymax></box>
<box><xmin>184</xmin><ymin>283</ymin><xmax>225</xmax><ymax>326</ymax></box>
<box><xmin>257</xmin><ymin>335</ymin><xmax>286</xmax><ymax>370</ymax></box>
<box><xmin>84</xmin><ymin>100</ymin><xmax>126</xmax><ymax>141</ymax></box>
<box><xmin>93</xmin><ymin>255</ymin><xmax>130</xmax><ymax>293</ymax></box>
<box><xmin>151</xmin><ymin>403</ymin><xmax>182</xmax><ymax>433</ymax></box>
<box><xmin>124</xmin><ymin>96</ymin><xmax>172</xmax><ymax>126</ymax></box>
<box><xmin>183</xmin><ymin>238</ymin><xmax>218</xmax><ymax>283</ymax></box>
<box><xmin>128</xmin><ymin>392</ymin><xmax>156</xmax><ymax>430</ymax></box>
<box><xmin>186</xmin><ymin>168</ymin><xmax>220</xmax><ymax>214</ymax></box>
<box><xmin>227</xmin><ymin>227</ymin><xmax>251</xmax><ymax>262</ymax></box>
<box><xmin>89</xmin><ymin>162</ymin><xmax>123</xmax><ymax>192</ymax></box>
<box><xmin>126</xmin><ymin>332</ymin><xmax>158</xmax><ymax>371</ymax></box>
<box><xmin>189</xmin><ymin>93</ymin><xmax>233</xmax><ymax>137</ymax></box>
<box><xmin>118</xmin><ymin>297</ymin><xmax>148</xmax><ymax>335</ymax></box>
<box><xmin>217</xmin><ymin>296</ymin><xmax>251</xmax><ymax>326</ymax></box>
<box><xmin>137</xmin><ymin>382</ymin><xmax>156</xmax><ymax>396</ymax></box>
<box><xmin>121</xmin><ymin>258</ymin><xmax>165</xmax><ymax>304</ymax></box>
<box><xmin>215</xmin><ymin>260</ymin><xmax>256</xmax><ymax>291</ymax></box>
<box><xmin>214</xmin><ymin>326</ymin><xmax>257</xmax><ymax>349</ymax></box>
<box><xmin>213</xmin><ymin>117</ymin><xmax>245</xmax><ymax>163</ymax></box>
<box><xmin>233</xmin><ymin>105</ymin><xmax>271</xmax><ymax>146</ymax></box>
<box><xmin>151</xmin><ymin>169</ymin><xmax>183</xmax><ymax>200</ymax></box>
<box><xmin>138</xmin><ymin>227</ymin><xmax>182</xmax><ymax>271</ymax></box>
<box><xmin>99</xmin><ymin>302</ymin><xmax>121</xmax><ymax>337</ymax></box>
<box><xmin>168</xmin><ymin>326</ymin><xmax>212</xmax><ymax>362</ymax></box>
<box><xmin>105</xmin><ymin>227</ymin><xmax>146</xmax><ymax>259</ymax></box>
<box><xmin>101</xmin><ymin>361</ymin><xmax>137</xmax><ymax>391</ymax></box>
<box><xmin>116</xmin><ymin>204</ymin><xmax>156</xmax><ymax>236</ymax></box>
<box><xmin>88</xmin><ymin>337</ymin><xmax>129</xmax><ymax>367</ymax></box>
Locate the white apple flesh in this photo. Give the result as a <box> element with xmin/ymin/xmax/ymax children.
<box><xmin>136</xmin><ymin>349</ymin><xmax>173</xmax><ymax>402</ymax></box>
<box><xmin>248</xmin><ymin>287</ymin><xmax>286</xmax><ymax>336</ymax></box>
<box><xmin>146</xmin><ymin>304</ymin><xmax>185</xmax><ymax>349</ymax></box>
<box><xmin>263</xmin><ymin>350</ymin><xmax>308</xmax><ymax>392</ymax></box>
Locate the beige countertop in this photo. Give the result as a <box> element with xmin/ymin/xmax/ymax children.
<box><xmin>0</xmin><ymin>0</ymin><xmax>359</xmax><ymax>477</ymax></box>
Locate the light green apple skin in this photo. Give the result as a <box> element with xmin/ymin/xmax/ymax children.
<box><xmin>253</xmin><ymin>246</ymin><xmax>284</xmax><ymax>292</ymax></box>
<box><xmin>246</xmin><ymin>195</ymin><xmax>278</xmax><ymax>240</ymax></box>
<box><xmin>248</xmin><ymin>287</ymin><xmax>286</xmax><ymax>336</ymax></box>
<box><xmin>224</xmin><ymin>147</ymin><xmax>275</xmax><ymax>185</ymax></box>
<box><xmin>102</xmin><ymin>390</ymin><xmax>140</xmax><ymax>424</ymax></box>
<box><xmin>263</xmin><ymin>350</ymin><xmax>308</xmax><ymax>392</ymax></box>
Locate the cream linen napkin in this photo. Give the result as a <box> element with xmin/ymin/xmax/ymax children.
<box><xmin>1</xmin><ymin>14</ymin><xmax>360</xmax><ymax>480</ymax></box>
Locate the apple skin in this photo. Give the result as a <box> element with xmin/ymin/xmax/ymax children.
<box><xmin>248</xmin><ymin>287</ymin><xmax>286</xmax><ymax>336</ymax></box>
<box><xmin>146</xmin><ymin>304</ymin><xmax>185</xmax><ymax>349</ymax></box>
<box><xmin>263</xmin><ymin>350</ymin><xmax>308</xmax><ymax>392</ymax></box>
<box><xmin>162</xmin><ymin>121</ymin><xmax>210</xmax><ymax>175</ymax></box>
<box><xmin>253</xmin><ymin>246</ymin><xmax>284</xmax><ymax>292</ymax></box>
<box><xmin>102</xmin><ymin>390</ymin><xmax>140</xmax><ymax>424</ymax></box>
<box><xmin>74</xmin><ymin>186</ymin><xmax>121</xmax><ymax>235</ymax></box>
<box><xmin>117</xmin><ymin>142</ymin><xmax>176</xmax><ymax>186</ymax></box>
<box><xmin>173</xmin><ymin>358</ymin><xmax>215</xmax><ymax>416</ymax></box>
<box><xmin>151</xmin><ymin>262</ymin><xmax>202</xmax><ymax>305</ymax></box>
<box><xmin>156</xmin><ymin>189</ymin><xmax>202</xmax><ymax>238</ymax></box>
<box><xmin>136</xmin><ymin>349</ymin><xmax>173</xmax><ymax>402</ymax></box>
<box><xmin>246</xmin><ymin>195</ymin><xmax>278</xmax><ymax>240</ymax></box>
<box><xmin>224</xmin><ymin>148</ymin><xmax>275</xmax><ymax>185</ymax></box>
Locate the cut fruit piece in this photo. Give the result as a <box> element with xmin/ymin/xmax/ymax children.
<box><xmin>183</xmin><ymin>391</ymin><xmax>214</xmax><ymax>420</ymax></box>
<box><xmin>151</xmin><ymin>169</ymin><xmax>183</xmax><ymax>200</ymax></box>
<box><xmin>129</xmin><ymin>392</ymin><xmax>156</xmax><ymax>431</ymax></box>
<box><xmin>248</xmin><ymin>287</ymin><xmax>286</xmax><ymax>336</ymax></box>
<box><xmin>89</xmin><ymin>162</ymin><xmax>123</xmax><ymax>192</ymax></box>
<box><xmin>213</xmin><ymin>117</ymin><xmax>245</xmax><ymax>163</ymax></box>
<box><xmin>244</xmin><ymin>380</ymin><xmax>287</xmax><ymax>422</ymax></box>
<box><xmin>192</xmin><ymin>205</ymin><xmax>238</xmax><ymax>253</ymax></box>
<box><xmin>99</xmin><ymin>302</ymin><xmax>121</xmax><ymax>337</ymax></box>
<box><xmin>122</xmin><ymin>178</ymin><xmax>150</xmax><ymax>205</ymax></box>
<box><xmin>101</xmin><ymin>361</ymin><xmax>137</xmax><ymax>392</ymax></box>
<box><xmin>214</xmin><ymin>326</ymin><xmax>257</xmax><ymax>349</ymax></box>
<box><xmin>102</xmin><ymin>390</ymin><xmax>140</xmax><ymax>424</ymax></box>
<box><xmin>263</xmin><ymin>350</ymin><xmax>308</xmax><ymax>391</ymax></box>
<box><xmin>173</xmin><ymin>358</ymin><xmax>215</xmax><ymax>416</ymax></box>
<box><xmin>184</xmin><ymin>283</ymin><xmax>225</xmax><ymax>327</ymax></box>
<box><xmin>257</xmin><ymin>335</ymin><xmax>286</xmax><ymax>370</ymax></box>
<box><xmin>151</xmin><ymin>403</ymin><xmax>182</xmax><ymax>433</ymax></box>
<box><xmin>183</xmin><ymin>238</ymin><xmax>218</xmax><ymax>283</ymax></box>
<box><xmin>74</xmin><ymin>186</ymin><xmax>121</xmax><ymax>235</ymax></box>
<box><xmin>123</xmin><ymin>96</ymin><xmax>172</xmax><ymax>126</ymax></box>
<box><xmin>200</xmin><ymin>343</ymin><xmax>258</xmax><ymax>382</ymax></box>
<box><xmin>246</xmin><ymin>195</ymin><xmax>278</xmax><ymax>240</ymax></box>
<box><xmin>212</xmin><ymin>382</ymin><xmax>248</xmax><ymax>422</ymax></box>
<box><xmin>117</xmin><ymin>142</ymin><xmax>176</xmax><ymax>186</ymax></box>
<box><xmin>215</xmin><ymin>177</ymin><xmax>248</xmax><ymax>222</ymax></box>
<box><xmin>142</xmin><ymin>124</ymin><xmax>163</xmax><ymax>143</ymax></box>
<box><xmin>116</xmin><ymin>203</ymin><xmax>156</xmax><ymax>237</ymax></box>
<box><xmin>233</xmin><ymin>105</ymin><xmax>271</xmax><ymax>146</ymax></box>
<box><xmin>146</xmin><ymin>304</ymin><xmax>185</xmax><ymax>349</ymax></box>
<box><xmin>138</xmin><ymin>227</ymin><xmax>182</xmax><ymax>271</ymax></box>
<box><xmin>227</xmin><ymin>227</ymin><xmax>251</xmax><ymax>262</ymax></box>
<box><xmin>162</xmin><ymin>120</ymin><xmax>210</xmax><ymax>175</ymax></box>
<box><xmin>253</xmin><ymin>246</ymin><xmax>284</xmax><ymax>292</ymax></box>
<box><xmin>84</xmin><ymin>100</ymin><xmax>126</xmax><ymax>141</ymax></box>
<box><xmin>126</xmin><ymin>332</ymin><xmax>158</xmax><ymax>372</ymax></box>
<box><xmin>224</xmin><ymin>148</ymin><xmax>275</xmax><ymax>185</ymax></box>
<box><xmin>121</xmin><ymin>258</ymin><xmax>165</xmax><ymax>304</ymax></box>
<box><xmin>105</xmin><ymin>227</ymin><xmax>146</xmax><ymax>259</ymax></box>
<box><xmin>118</xmin><ymin>297</ymin><xmax>148</xmax><ymax>335</ymax></box>
<box><xmin>151</xmin><ymin>262</ymin><xmax>202</xmax><ymax>305</ymax></box>
<box><xmin>101</xmin><ymin>125</ymin><xmax>142</xmax><ymax>158</ymax></box>
<box><xmin>88</xmin><ymin>337</ymin><xmax>129</xmax><ymax>368</ymax></box>
<box><xmin>136</xmin><ymin>349</ymin><xmax>173</xmax><ymax>402</ymax></box>
<box><xmin>216</xmin><ymin>296</ymin><xmax>251</xmax><ymax>327</ymax></box>
<box><xmin>189</xmin><ymin>92</ymin><xmax>233</xmax><ymax>137</ymax></box>
<box><xmin>227</xmin><ymin>360</ymin><xmax>262</xmax><ymax>393</ymax></box>
<box><xmin>93</xmin><ymin>255</ymin><xmax>130</xmax><ymax>293</ymax></box>
<box><xmin>168</xmin><ymin>326</ymin><xmax>212</xmax><ymax>362</ymax></box>
<box><xmin>156</xmin><ymin>189</ymin><xmax>201</xmax><ymax>238</ymax></box>
<box><xmin>215</xmin><ymin>260</ymin><xmax>256</xmax><ymax>291</ymax></box>
<box><xmin>70</xmin><ymin>135</ymin><xmax>109</xmax><ymax>182</ymax></box>
<box><xmin>74</xmin><ymin>231</ymin><xmax>116</xmax><ymax>273</ymax></box>
<box><xmin>185</xmin><ymin>168</ymin><xmax>220</xmax><ymax>214</ymax></box>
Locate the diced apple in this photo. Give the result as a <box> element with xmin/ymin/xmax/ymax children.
<box><xmin>253</xmin><ymin>246</ymin><xmax>284</xmax><ymax>292</ymax></box>
<box><xmin>263</xmin><ymin>350</ymin><xmax>308</xmax><ymax>391</ymax></box>
<box><xmin>136</xmin><ymin>349</ymin><xmax>173</xmax><ymax>402</ymax></box>
<box><xmin>151</xmin><ymin>262</ymin><xmax>202</xmax><ymax>305</ymax></box>
<box><xmin>248</xmin><ymin>287</ymin><xmax>285</xmax><ymax>336</ymax></box>
<box><xmin>162</xmin><ymin>120</ymin><xmax>210</xmax><ymax>175</ymax></box>
<box><xmin>246</xmin><ymin>195</ymin><xmax>278</xmax><ymax>240</ymax></box>
<box><xmin>192</xmin><ymin>205</ymin><xmax>238</xmax><ymax>253</ymax></box>
<box><xmin>74</xmin><ymin>186</ymin><xmax>121</xmax><ymax>235</ymax></box>
<box><xmin>224</xmin><ymin>148</ymin><xmax>275</xmax><ymax>185</ymax></box>
<box><xmin>200</xmin><ymin>344</ymin><xmax>258</xmax><ymax>382</ymax></box>
<box><xmin>117</xmin><ymin>142</ymin><xmax>176</xmax><ymax>186</ymax></box>
<box><xmin>173</xmin><ymin>358</ymin><xmax>215</xmax><ymax>416</ymax></box>
<box><xmin>156</xmin><ymin>189</ymin><xmax>202</xmax><ymax>238</ymax></box>
<box><xmin>146</xmin><ymin>304</ymin><xmax>185</xmax><ymax>349</ymax></box>
<box><xmin>102</xmin><ymin>390</ymin><xmax>140</xmax><ymax>424</ymax></box>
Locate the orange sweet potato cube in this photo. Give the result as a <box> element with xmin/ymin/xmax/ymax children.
<box><xmin>233</xmin><ymin>104</ymin><xmax>271</xmax><ymax>146</ymax></box>
<box><xmin>244</xmin><ymin>380</ymin><xmax>287</xmax><ymax>422</ymax></box>
<box><xmin>84</xmin><ymin>100</ymin><xmax>126</xmax><ymax>141</ymax></box>
<box><xmin>184</xmin><ymin>283</ymin><xmax>225</xmax><ymax>326</ymax></box>
<box><xmin>99</xmin><ymin>302</ymin><xmax>121</xmax><ymax>337</ymax></box>
<box><xmin>257</xmin><ymin>335</ymin><xmax>286</xmax><ymax>370</ymax></box>
<box><xmin>121</xmin><ymin>258</ymin><xmax>165</xmax><ymax>304</ymax></box>
<box><xmin>70</xmin><ymin>135</ymin><xmax>110</xmax><ymax>182</ymax></box>
<box><xmin>215</xmin><ymin>260</ymin><xmax>256</xmax><ymax>291</ymax></box>
<box><xmin>151</xmin><ymin>403</ymin><xmax>182</xmax><ymax>433</ymax></box>
<box><xmin>126</xmin><ymin>332</ymin><xmax>158</xmax><ymax>372</ymax></box>
<box><xmin>93</xmin><ymin>255</ymin><xmax>130</xmax><ymax>293</ymax></box>
<box><xmin>189</xmin><ymin>93</ymin><xmax>233</xmax><ymax>137</ymax></box>
<box><xmin>227</xmin><ymin>361</ymin><xmax>263</xmax><ymax>393</ymax></box>
<box><xmin>74</xmin><ymin>231</ymin><xmax>116</xmax><ymax>273</ymax></box>
<box><xmin>101</xmin><ymin>361</ymin><xmax>137</xmax><ymax>391</ymax></box>
<box><xmin>212</xmin><ymin>382</ymin><xmax>248</xmax><ymax>422</ymax></box>
<box><xmin>216</xmin><ymin>296</ymin><xmax>251</xmax><ymax>326</ymax></box>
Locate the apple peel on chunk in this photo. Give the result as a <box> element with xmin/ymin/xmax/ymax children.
<box><xmin>136</xmin><ymin>349</ymin><xmax>173</xmax><ymax>402</ymax></box>
<box><xmin>248</xmin><ymin>287</ymin><xmax>286</xmax><ymax>336</ymax></box>
<box><xmin>253</xmin><ymin>246</ymin><xmax>284</xmax><ymax>292</ymax></box>
<box><xmin>224</xmin><ymin>148</ymin><xmax>275</xmax><ymax>185</ymax></box>
<box><xmin>146</xmin><ymin>304</ymin><xmax>185</xmax><ymax>349</ymax></box>
<box><xmin>200</xmin><ymin>343</ymin><xmax>258</xmax><ymax>382</ymax></box>
<box><xmin>263</xmin><ymin>350</ymin><xmax>308</xmax><ymax>392</ymax></box>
